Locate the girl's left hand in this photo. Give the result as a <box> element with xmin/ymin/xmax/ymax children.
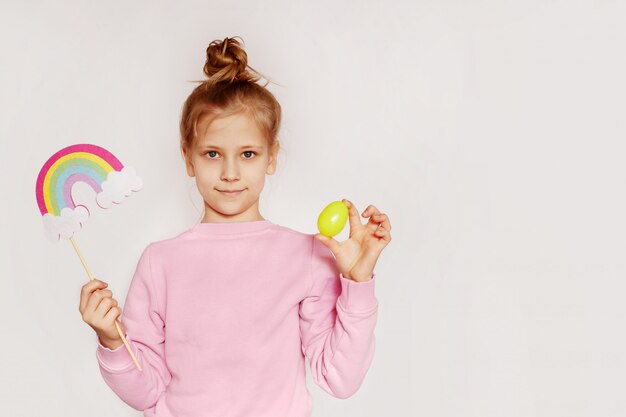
<box><xmin>314</xmin><ymin>198</ymin><xmax>392</xmax><ymax>282</ymax></box>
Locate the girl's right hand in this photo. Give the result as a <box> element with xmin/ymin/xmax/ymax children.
<box><xmin>79</xmin><ymin>279</ymin><xmax>125</xmax><ymax>349</ymax></box>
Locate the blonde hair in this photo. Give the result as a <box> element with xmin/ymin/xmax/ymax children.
<box><xmin>179</xmin><ymin>36</ymin><xmax>282</xmax><ymax>156</ymax></box>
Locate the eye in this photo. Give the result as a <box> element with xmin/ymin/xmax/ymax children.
<box><xmin>204</xmin><ymin>150</ymin><xmax>257</xmax><ymax>159</ymax></box>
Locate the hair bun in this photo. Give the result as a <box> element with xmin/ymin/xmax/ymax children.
<box><xmin>203</xmin><ymin>36</ymin><xmax>256</xmax><ymax>84</ymax></box>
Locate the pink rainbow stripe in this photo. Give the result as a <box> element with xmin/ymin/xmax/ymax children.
<box><xmin>35</xmin><ymin>144</ymin><xmax>124</xmax><ymax>215</ymax></box>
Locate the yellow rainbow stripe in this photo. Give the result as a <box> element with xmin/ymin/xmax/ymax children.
<box><xmin>42</xmin><ymin>152</ymin><xmax>116</xmax><ymax>215</ymax></box>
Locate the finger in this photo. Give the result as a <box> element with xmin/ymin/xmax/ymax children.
<box><xmin>80</xmin><ymin>279</ymin><xmax>108</xmax><ymax>313</ymax></box>
<box><xmin>87</xmin><ymin>288</ymin><xmax>113</xmax><ymax>314</ymax></box>
<box><xmin>341</xmin><ymin>198</ymin><xmax>363</xmax><ymax>236</ymax></box>
<box><xmin>314</xmin><ymin>233</ymin><xmax>340</xmax><ymax>254</ymax></box>
<box><xmin>374</xmin><ymin>227</ymin><xmax>392</xmax><ymax>243</ymax></box>
<box><xmin>362</xmin><ymin>205</ymin><xmax>382</xmax><ymax>230</ymax></box>
<box><xmin>95</xmin><ymin>296</ymin><xmax>118</xmax><ymax>319</ymax></box>
<box><xmin>362</xmin><ymin>204</ymin><xmax>380</xmax><ymax>219</ymax></box>
<box><xmin>372</xmin><ymin>213</ymin><xmax>391</xmax><ymax>231</ymax></box>
<box><xmin>104</xmin><ymin>306</ymin><xmax>122</xmax><ymax>325</ymax></box>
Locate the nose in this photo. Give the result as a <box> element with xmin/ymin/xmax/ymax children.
<box><xmin>220</xmin><ymin>155</ymin><xmax>240</xmax><ymax>182</ymax></box>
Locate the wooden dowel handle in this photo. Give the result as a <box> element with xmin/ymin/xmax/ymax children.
<box><xmin>70</xmin><ymin>236</ymin><xmax>142</xmax><ymax>371</ymax></box>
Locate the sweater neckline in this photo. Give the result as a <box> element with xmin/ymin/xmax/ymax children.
<box><xmin>190</xmin><ymin>219</ymin><xmax>274</xmax><ymax>236</ymax></box>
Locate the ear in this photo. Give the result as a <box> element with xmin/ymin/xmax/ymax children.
<box><xmin>266</xmin><ymin>141</ymin><xmax>280</xmax><ymax>175</ymax></box>
<box><xmin>181</xmin><ymin>147</ymin><xmax>195</xmax><ymax>177</ymax></box>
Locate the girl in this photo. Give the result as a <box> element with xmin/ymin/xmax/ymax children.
<box><xmin>79</xmin><ymin>36</ymin><xmax>392</xmax><ymax>417</ymax></box>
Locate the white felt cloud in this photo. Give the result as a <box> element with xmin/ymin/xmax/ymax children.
<box><xmin>42</xmin><ymin>166</ymin><xmax>143</xmax><ymax>242</ymax></box>
<box><xmin>42</xmin><ymin>206</ymin><xmax>89</xmax><ymax>242</ymax></box>
<box><xmin>96</xmin><ymin>166</ymin><xmax>143</xmax><ymax>209</ymax></box>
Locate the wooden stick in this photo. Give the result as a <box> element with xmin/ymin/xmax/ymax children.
<box><xmin>69</xmin><ymin>236</ymin><xmax>142</xmax><ymax>371</ymax></box>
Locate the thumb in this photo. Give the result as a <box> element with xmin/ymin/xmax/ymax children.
<box><xmin>314</xmin><ymin>233</ymin><xmax>339</xmax><ymax>253</ymax></box>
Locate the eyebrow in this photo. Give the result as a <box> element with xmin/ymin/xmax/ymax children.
<box><xmin>200</xmin><ymin>145</ymin><xmax>263</xmax><ymax>150</ymax></box>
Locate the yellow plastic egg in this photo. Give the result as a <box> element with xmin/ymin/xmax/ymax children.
<box><xmin>317</xmin><ymin>201</ymin><xmax>349</xmax><ymax>237</ymax></box>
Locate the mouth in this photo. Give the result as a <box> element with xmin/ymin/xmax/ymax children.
<box><xmin>217</xmin><ymin>188</ymin><xmax>245</xmax><ymax>197</ymax></box>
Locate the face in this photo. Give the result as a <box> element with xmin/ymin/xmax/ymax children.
<box><xmin>182</xmin><ymin>111</ymin><xmax>278</xmax><ymax>223</ymax></box>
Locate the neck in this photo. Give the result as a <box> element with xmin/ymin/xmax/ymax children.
<box><xmin>201</xmin><ymin>212</ymin><xmax>265</xmax><ymax>224</ymax></box>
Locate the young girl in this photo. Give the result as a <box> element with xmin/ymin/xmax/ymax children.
<box><xmin>79</xmin><ymin>36</ymin><xmax>392</xmax><ymax>417</ymax></box>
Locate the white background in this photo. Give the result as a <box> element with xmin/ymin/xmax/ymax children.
<box><xmin>1</xmin><ymin>1</ymin><xmax>625</xmax><ymax>416</ymax></box>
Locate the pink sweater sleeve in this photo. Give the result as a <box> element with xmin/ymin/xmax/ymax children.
<box><xmin>298</xmin><ymin>236</ymin><xmax>379</xmax><ymax>399</ymax></box>
<box><xmin>95</xmin><ymin>244</ymin><xmax>172</xmax><ymax>411</ymax></box>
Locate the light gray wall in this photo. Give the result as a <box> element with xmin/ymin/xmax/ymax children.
<box><xmin>1</xmin><ymin>0</ymin><xmax>624</xmax><ymax>416</ymax></box>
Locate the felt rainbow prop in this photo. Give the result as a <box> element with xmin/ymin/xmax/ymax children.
<box><xmin>35</xmin><ymin>143</ymin><xmax>142</xmax><ymax>241</ymax></box>
<box><xmin>34</xmin><ymin>143</ymin><xmax>144</xmax><ymax>371</ymax></box>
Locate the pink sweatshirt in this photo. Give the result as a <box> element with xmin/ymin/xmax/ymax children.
<box><xmin>95</xmin><ymin>219</ymin><xmax>378</xmax><ymax>417</ymax></box>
